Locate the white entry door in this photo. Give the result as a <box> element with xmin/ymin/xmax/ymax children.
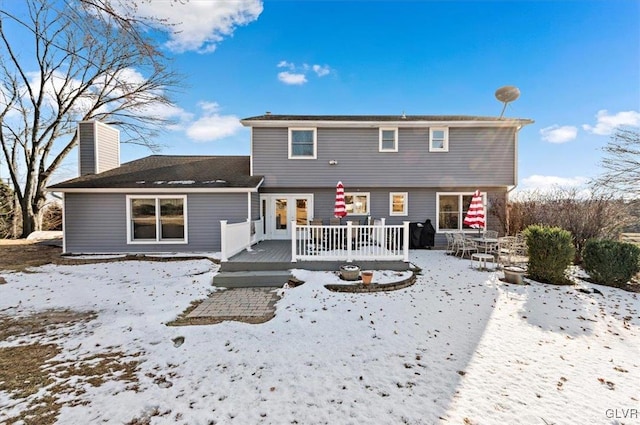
<box><xmin>263</xmin><ymin>194</ymin><xmax>313</xmax><ymax>239</ymax></box>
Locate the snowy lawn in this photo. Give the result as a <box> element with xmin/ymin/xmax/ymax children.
<box><xmin>0</xmin><ymin>251</ymin><xmax>638</xmax><ymax>424</ymax></box>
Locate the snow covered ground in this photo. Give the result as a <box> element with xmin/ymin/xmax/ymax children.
<box><xmin>0</xmin><ymin>251</ymin><xmax>638</xmax><ymax>424</ymax></box>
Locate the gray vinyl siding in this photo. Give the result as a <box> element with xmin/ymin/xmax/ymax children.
<box><xmin>78</xmin><ymin>122</ymin><xmax>120</xmax><ymax>175</ymax></box>
<box><xmin>252</xmin><ymin>127</ymin><xmax>516</xmax><ymax>188</ymax></box>
<box><xmin>64</xmin><ymin>192</ymin><xmax>249</xmax><ymax>253</ymax></box>
<box><xmin>251</xmin><ymin>192</ymin><xmax>260</xmax><ymax>220</ymax></box>
<box><xmin>261</xmin><ymin>187</ymin><xmax>506</xmax><ymax>247</ymax></box>
<box><xmin>95</xmin><ymin>123</ymin><xmax>120</xmax><ymax>173</ymax></box>
<box><xmin>78</xmin><ymin>122</ymin><xmax>97</xmax><ymax>176</ymax></box>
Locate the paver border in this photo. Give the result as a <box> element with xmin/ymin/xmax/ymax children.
<box><xmin>325</xmin><ymin>270</ymin><xmax>417</xmax><ymax>293</ymax></box>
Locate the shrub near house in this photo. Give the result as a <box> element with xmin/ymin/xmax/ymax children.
<box><xmin>524</xmin><ymin>225</ymin><xmax>575</xmax><ymax>285</ymax></box>
<box><xmin>583</xmin><ymin>239</ymin><xmax>640</xmax><ymax>287</ymax></box>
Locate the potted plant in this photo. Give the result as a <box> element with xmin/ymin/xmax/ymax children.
<box><xmin>340</xmin><ymin>264</ymin><xmax>360</xmax><ymax>281</ymax></box>
<box><xmin>361</xmin><ymin>271</ymin><xmax>373</xmax><ymax>285</ymax></box>
<box><xmin>503</xmin><ymin>266</ymin><xmax>526</xmax><ymax>284</ymax></box>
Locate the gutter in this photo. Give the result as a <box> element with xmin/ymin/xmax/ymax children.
<box><xmin>240</xmin><ymin>118</ymin><xmax>535</xmax><ymax>129</ymax></box>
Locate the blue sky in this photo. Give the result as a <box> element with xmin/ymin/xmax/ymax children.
<box><xmin>5</xmin><ymin>0</ymin><xmax>640</xmax><ymax>192</ymax></box>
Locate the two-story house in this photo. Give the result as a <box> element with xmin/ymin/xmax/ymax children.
<box><xmin>48</xmin><ymin>114</ymin><xmax>533</xmax><ymax>257</ymax></box>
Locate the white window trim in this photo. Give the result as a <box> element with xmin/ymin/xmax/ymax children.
<box><xmin>288</xmin><ymin>128</ymin><xmax>317</xmax><ymax>159</ymax></box>
<box><xmin>126</xmin><ymin>195</ymin><xmax>189</xmax><ymax>244</ymax></box>
<box><xmin>389</xmin><ymin>192</ymin><xmax>408</xmax><ymax>216</ymax></box>
<box><xmin>435</xmin><ymin>191</ymin><xmax>485</xmax><ymax>233</ymax></box>
<box><xmin>379</xmin><ymin>127</ymin><xmax>398</xmax><ymax>152</ymax></box>
<box><xmin>429</xmin><ymin>127</ymin><xmax>449</xmax><ymax>152</ymax></box>
<box><xmin>344</xmin><ymin>192</ymin><xmax>370</xmax><ymax>216</ymax></box>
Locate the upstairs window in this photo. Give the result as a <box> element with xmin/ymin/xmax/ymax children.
<box><xmin>379</xmin><ymin>128</ymin><xmax>398</xmax><ymax>152</ymax></box>
<box><xmin>429</xmin><ymin>127</ymin><xmax>449</xmax><ymax>152</ymax></box>
<box><xmin>289</xmin><ymin>128</ymin><xmax>317</xmax><ymax>159</ymax></box>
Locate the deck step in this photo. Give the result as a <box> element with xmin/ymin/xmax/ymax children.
<box><xmin>213</xmin><ymin>270</ymin><xmax>293</xmax><ymax>288</ymax></box>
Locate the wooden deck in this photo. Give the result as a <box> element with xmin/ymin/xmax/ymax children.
<box><xmin>221</xmin><ymin>240</ymin><xmax>410</xmax><ymax>272</ymax></box>
<box><xmin>228</xmin><ymin>240</ymin><xmax>292</xmax><ymax>262</ymax></box>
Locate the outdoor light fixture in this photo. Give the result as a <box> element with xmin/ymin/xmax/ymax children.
<box><xmin>329</xmin><ymin>160</ymin><xmax>338</xmax><ymax>165</ymax></box>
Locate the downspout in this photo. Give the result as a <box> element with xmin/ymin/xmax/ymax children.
<box><xmin>505</xmin><ymin>124</ymin><xmax>523</xmax><ymax>235</ymax></box>
<box><xmin>249</xmin><ymin>127</ymin><xmax>254</xmax><ymax>177</ymax></box>
<box><xmin>61</xmin><ymin>193</ymin><xmax>67</xmax><ymax>254</ymax></box>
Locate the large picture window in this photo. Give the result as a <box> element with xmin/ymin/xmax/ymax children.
<box><xmin>128</xmin><ymin>196</ymin><xmax>187</xmax><ymax>243</ymax></box>
<box><xmin>344</xmin><ymin>192</ymin><xmax>370</xmax><ymax>215</ymax></box>
<box><xmin>436</xmin><ymin>192</ymin><xmax>482</xmax><ymax>232</ymax></box>
<box><xmin>288</xmin><ymin>128</ymin><xmax>317</xmax><ymax>159</ymax></box>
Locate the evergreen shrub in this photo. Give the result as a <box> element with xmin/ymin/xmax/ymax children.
<box><xmin>523</xmin><ymin>225</ymin><xmax>575</xmax><ymax>285</ymax></box>
<box><xmin>583</xmin><ymin>239</ymin><xmax>640</xmax><ymax>286</ymax></box>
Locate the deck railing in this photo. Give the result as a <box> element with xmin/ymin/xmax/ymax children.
<box><xmin>291</xmin><ymin>220</ymin><xmax>410</xmax><ymax>262</ymax></box>
<box><xmin>220</xmin><ymin>218</ymin><xmax>265</xmax><ymax>262</ymax></box>
<box><xmin>251</xmin><ymin>217</ymin><xmax>265</xmax><ymax>245</ymax></box>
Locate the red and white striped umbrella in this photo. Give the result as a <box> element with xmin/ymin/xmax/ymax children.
<box><xmin>463</xmin><ymin>190</ymin><xmax>485</xmax><ymax>229</ymax></box>
<box><xmin>334</xmin><ymin>181</ymin><xmax>347</xmax><ymax>218</ymax></box>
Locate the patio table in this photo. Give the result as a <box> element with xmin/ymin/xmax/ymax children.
<box><xmin>471</xmin><ymin>237</ymin><xmax>499</xmax><ymax>253</ymax></box>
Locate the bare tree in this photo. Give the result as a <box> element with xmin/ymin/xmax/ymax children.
<box><xmin>593</xmin><ymin>127</ymin><xmax>640</xmax><ymax>197</ymax></box>
<box><xmin>505</xmin><ymin>187</ymin><xmax>634</xmax><ymax>262</ymax></box>
<box><xmin>75</xmin><ymin>0</ymin><xmax>182</xmax><ymax>57</ymax></box>
<box><xmin>0</xmin><ymin>0</ymin><xmax>182</xmax><ymax>237</ymax></box>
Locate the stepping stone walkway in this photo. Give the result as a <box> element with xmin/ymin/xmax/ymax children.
<box><xmin>187</xmin><ymin>287</ymin><xmax>280</xmax><ymax>320</ymax></box>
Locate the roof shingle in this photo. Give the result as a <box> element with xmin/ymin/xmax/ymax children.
<box><xmin>49</xmin><ymin>155</ymin><xmax>261</xmax><ymax>190</ymax></box>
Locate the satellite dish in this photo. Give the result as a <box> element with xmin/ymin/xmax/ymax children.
<box><xmin>495</xmin><ymin>86</ymin><xmax>520</xmax><ymax>118</ymax></box>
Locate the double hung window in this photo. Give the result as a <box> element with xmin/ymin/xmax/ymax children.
<box><xmin>389</xmin><ymin>192</ymin><xmax>408</xmax><ymax>216</ymax></box>
<box><xmin>379</xmin><ymin>128</ymin><xmax>398</xmax><ymax>152</ymax></box>
<box><xmin>429</xmin><ymin>127</ymin><xmax>449</xmax><ymax>152</ymax></box>
<box><xmin>128</xmin><ymin>196</ymin><xmax>187</xmax><ymax>243</ymax></box>
<box><xmin>289</xmin><ymin>128</ymin><xmax>317</xmax><ymax>159</ymax></box>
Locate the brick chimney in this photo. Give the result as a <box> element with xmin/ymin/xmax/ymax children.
<box><xmin>78</xmin><ymin>121</ymin><xmax>120</xmax><ymax>176</ymax></box>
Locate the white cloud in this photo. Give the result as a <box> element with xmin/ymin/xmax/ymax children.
<box><xmin>186</xmin><ymin>102</ymin><xmax>242</xmax><ymax>142</ymax></box>
<box><xmin>517</xmin><ymin>175</ymin><xmax>590</xmax><ymax>194</ymax></box>
<box><xmin>277</xmin><ymin>61</ymin><xmax>294</xmax><ymax>70</ymax></box>
<box><xmin>278</xmin><ymin>71</ymin><xmax>307</xmax><ymax>85</ymax></box>
<box><xmin>132</xmin><ymin>0</ymin><xmax>263</xmax><ymax>53</ymax></box>
<box><xmin>539</xmin><ymin>125</ymin><xmax>578</xmax><ymax>143</ymax></box>
<box><xmin>26</xmin><ymin>70</ymin><xmax>95</xmax><ymax>115</ymax></box>
<box><xmin>582</xmin><ymin>110</ymin><xmax>640</xmax><ymax>135</ymax></box>
<box><xmin>141</xmin><ymin>103</ymin><xmax>193</xmax><ymax>130</ymax></box>
<box><xmin>312</xmin><ymin>64</ymin><xmax>331</xmax><ymax>77</ymax></box>
<box><xmin>24</xmin><ymin>68</ymin><xmax>190</xmax><ymax>126</ymax></box>
<box><xmin>93</xmin><ymin>67</ymin><xmax>146</xmax><ymax>99</ymax></box>
<box><xmin>276</xmin><ymin>61</ymin><xmax>331</xmax><ymax>85</ymax></box>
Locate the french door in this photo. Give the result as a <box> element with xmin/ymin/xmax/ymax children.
<box><xmin>261</xmin><ymin>194</ymin><xmax>313</xmax><ymax>239</ymax></box>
